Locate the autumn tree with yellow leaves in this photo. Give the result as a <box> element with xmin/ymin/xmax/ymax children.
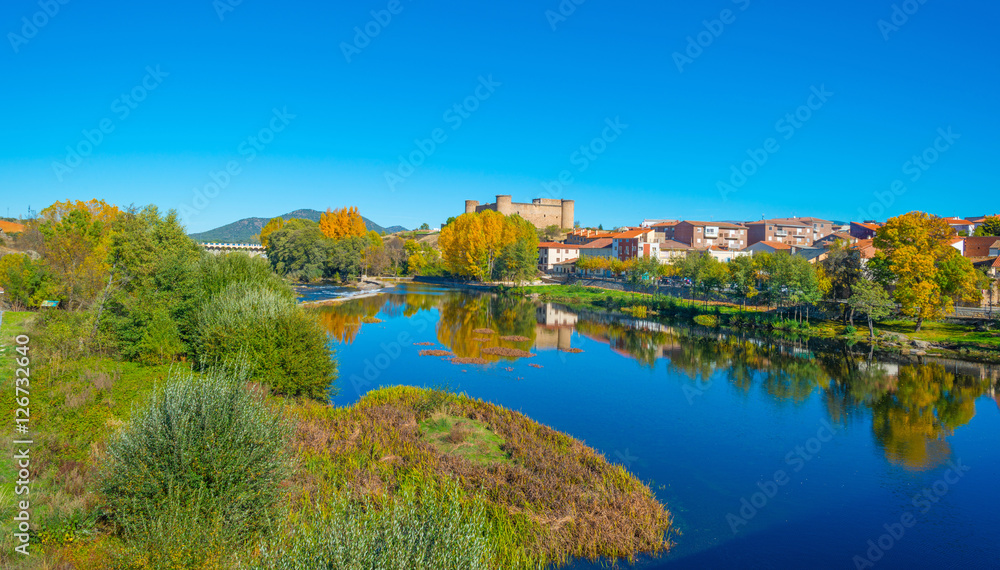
<box><xmin>438</xmin><ymin>210</ymin><xmax>538</xmax><ymax>282</ymax></box>
<box><xmin>871</xmin><ymin>212</ymin><xmax>982</xmax><ymax>331</ymax></box>
<box><xmin>37</xmin><ymin>199</ymin><xmax>121</xmax><ymax>309</ymax></box>
<box><xmin>319</xmin><ymin>206</ymin><xmax>367</xmax><ymax>240</ymax></box>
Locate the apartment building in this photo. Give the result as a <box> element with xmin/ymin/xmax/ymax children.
<box><xmin>674</xmin><ymin>221</ymin><xmax>747</xmax><ymax>250</ymax></box>
<box><xmin>565</xmin><ymin>228</ymin><xmax>615</xmax><ymax>245</ymax></box>
<box><xmin>746</xmin><ymin>218</ymin><xmax>817</xmax><ymax>247</ymax></box>
<box><xmin>538</xmin><ymin>242</ymin><xmax>580</xmax><ymax>272</ymax></box>
<box><xmin>611</xmin><ymin>228</ymin><xmax>657</xmax><ymax>261</ymax></box>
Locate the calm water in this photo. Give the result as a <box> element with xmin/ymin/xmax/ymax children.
<box><xmin>309</xmin><ymin>283</ymin><xmax>1000</xmax><ymax>569</ymax></box>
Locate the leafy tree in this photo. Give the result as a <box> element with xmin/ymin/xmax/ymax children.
<box><xmin>419</xmin><ymin>222</ymin><xmax>430</xmax><ymax>230</ymax></box>
<box><xmin>267</xmin><ymin>219</ymin><xmax>328</xmax><ymax>281</ymax></box>
<box><xmin>37</xmin><ymin>199</ymin><xmax>120</xmax><ymax>309</ymax></box>
<box><xmin>319</xmin><ymin>206</ymin><xmax>367</xmax><ymax>240</ymax></box>
<box><xmin>972</xmin><ymin>215</ymin><xmax>1000</xmax><ymax>237</ymax></box>
<box><xmin>0</xmin><ymin>253</ymin><xmax>59</xmax><ymax>309</ymax></box>
<box><xmin>443</xmin><ymin>216</ymin><xmax>457</xmax><ymax>228</ymax></box>
<box><xmin>820</xmin><ymin>240</ymin><xmax>864</xmax><ymax>321</ymax></box>
<box><xmin>438</xmin><ymin>211</ymin><xmax>537</xmax><ymax>281</ymax></box>
<box><xmin>258</xmin><ymin>217</ymin><xmax>285</xmax><ymax>247</ymax></box>
<box><xmin>848</xmin><ymin>278</ymin><xmax>893</xmax><ymax>339</ymax></box>
<box><xmin>872</xmin><ymin>212</ymin><xmax>981</xmax><ymax>331</ymax></box>
<box><xmin>542</xmin><ymin>225</ymin><xmax>561</xmax><ymax>241</ymax></box>
<box><xmin>672</xmin><ymin>251</ymin><xmax>726</xmax><ymax>303</ymax></box>
<box><xmin>727</xmin><ymin>254</ymin><xmax>758</xmax><ymax>310</ymax></box>
<box><xmin>100</xmin><ymin>206</ymin><xmax>203</xmax><ymax>363</ymax></box>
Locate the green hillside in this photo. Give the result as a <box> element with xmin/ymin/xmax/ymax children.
<box><xmin>188</xmin><ymin>209</ymin><xmax>407</xmax><ymax>243</ymax></box>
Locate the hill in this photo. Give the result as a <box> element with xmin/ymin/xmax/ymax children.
<box><xmin>188</xmin><ymin>209</ymin><xmax>407</xmax><ymax>243</ymax></box>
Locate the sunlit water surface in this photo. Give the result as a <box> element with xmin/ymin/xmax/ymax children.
<box><xmin>306</xmin><ymin>283</ymin><xmax>1000</xmax><ymax>569</ymax></box>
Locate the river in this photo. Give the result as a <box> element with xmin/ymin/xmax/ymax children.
<box><xmin>307</xmin><ymin>282</ymin><xmax>1000</xmax><ymax>569</ymax></box>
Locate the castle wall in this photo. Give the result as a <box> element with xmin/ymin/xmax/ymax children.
<box><xmin>467</xmin><ymin>195</ymin><xmax>574</xmax><ymax>229</ymax></box>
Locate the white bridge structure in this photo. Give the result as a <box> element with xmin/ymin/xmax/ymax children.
<box><xmin>199</xmin><ymin>243</ymin><xmax>267</xmax><ymax>258</ymax></box>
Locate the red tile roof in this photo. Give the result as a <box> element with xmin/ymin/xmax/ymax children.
<box><xmin>754</xmin><ymin>241</ymin><xmax>792</xmax><ymax>250</ymax></box>
<box><xmin>538</xmin><ymin>242</ymin><xmax>579</xmax><ymax>249</ymax></box>
<box><xmin>659</xmin><ymin>239</ymin><xmax>692</xmax><ymax>250</ymax></box>
<box><xmin>579</xmin><ymin>238</ymin><xmax>613</xmax><ymax>249</ymax></box>
<box><xmin>963</xmin><ymin>236</ymin><xmax>1000</xmax><ymax>257</ymax></box>
<box><xmin>853</xmin><ymin>222</ymin><xmax>881</xmax><ymax>231</ymax></box>
<box><xmin>746</xmin><ymin>218</ymin><xmax>811</xmax><ymax>228</ymax></box>
<box><xmin>612</xmin><ymin>229</ymin><xmax>651</xmax><ymax>239</ymax></box>
<box><xmin>681</xmin><ymin>220</ymin><xmax>745</xmax><ymax>229</ymax></box>
<box><xmin>852</xmin><ymin>239</ymin><xmax>878</xmax><ymax>259</ymax></box>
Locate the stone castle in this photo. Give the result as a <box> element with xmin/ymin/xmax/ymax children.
<box><xmin>464</xmin><ymin>195</ymin><xmax>575</xmax><ymax>230</ymax></box>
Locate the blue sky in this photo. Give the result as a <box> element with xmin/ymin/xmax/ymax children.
<box><xmin>2</xmin><ymin>0</ymin><xmax>997</xmax><ymax>232</ymax></box>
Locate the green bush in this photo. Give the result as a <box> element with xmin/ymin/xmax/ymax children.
<box><xmin>250</xmin><ymin>482</ymin><xmax>493</xmax><ymax>570</ymax></box>
<box><xmin>198</xmin><ymin>252</ymin><xmax>295</xmax><ymax>302</ymax></box>
<box><xmin>693</xmin><ymin>314</ymin><xmax>718</xmax><ymax>328</ymax></box>
<box><xmin>196</xmin><ymin>282</ymin><xmax>337</xmax><ymax>399</ymax></box>
<box><xmin>99</xmin><ymin>367</ymin><xmax>290</xmax><ymax>562</ymax></box>
<box><xmin>845</xmin><ymin>325</ymin><xmax>858</xmax><ymax>336</ymax></box>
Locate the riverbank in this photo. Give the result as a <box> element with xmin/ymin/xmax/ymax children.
<box><xmin>1</xmin><ymin>309</ymin><xmax>672</xmax><ymax>568</ymax></box>
<box><xmin>518</xmin><ymin>284</ymin><xmax>1000</xmax><ymax>364</ymax></box>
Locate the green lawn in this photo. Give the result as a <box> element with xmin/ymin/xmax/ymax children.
<box><xmin>419</xmin><ymin>412</ymin><xmax>511</xmax><ymax>465</ymax></box>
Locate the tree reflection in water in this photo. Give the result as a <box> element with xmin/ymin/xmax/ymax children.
<box><xmin>311</xmin><ymin>284</ymin><xmax>998</xmax><ymax>472</ymax></box>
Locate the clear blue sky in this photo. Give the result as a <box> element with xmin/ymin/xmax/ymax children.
<box><xmin>2</xmin><ymin>0</ymin><xmax>997</xmax><ymax>232</ymax></box>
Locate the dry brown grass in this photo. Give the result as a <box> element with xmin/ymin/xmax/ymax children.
<box><xmin>287</xmin><ymin>387</ymin><xmax>674</xmax><ymax>567</ymax></box>
<box><xmin>560</xmin><ymin>348</ymin><xmax>584</xmax><ymax>354</ymax></box>
<box><xmin>499</xmin><ymin>335</ymin><xmax>530</xmax><ymax>342</ymax></box>
<box><xmin>529</xmin><ymin>363</ymin><xmax>543</xmax><ymax>369</ymax></box>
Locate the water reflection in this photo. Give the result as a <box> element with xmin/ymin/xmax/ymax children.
<box><xmin>310</xmin><ymin>284</ymin><xmax>999</xmax><ymax>473</ymax></box>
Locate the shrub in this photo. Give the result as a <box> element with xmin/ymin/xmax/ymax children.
<box><xmin>196</xmin><ymin>282</ymin><xmax>337</xmax><ymax>399</ymax></box>
<box><xmin>250</xmin><ymin>481</ymin><xmax>493</xmax><ymax>570</ymax></box>
<box><xmin>99</xmin><ymin>367</ymin><xmax>290</xmax><ymax>562</ymax></box>
<box><xmin>845</xmin><ymin>325</ymin><xmax>858</xmax><ymax>336</ymax></box>
<box><xmin>198</xmin><ymin>252</ymin><xmax>295</xmax><ymax>302</ymax></box>
<box><xmin>693</xmin><ymin>314</ymin><xmax>718</xmax><ymax>328</ymax></box>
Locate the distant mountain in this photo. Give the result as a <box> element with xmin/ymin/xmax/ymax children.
<box><xmin>188</xmin><ymin>209</ymin><xmax>408</xmax><ymax>243</ymax></box>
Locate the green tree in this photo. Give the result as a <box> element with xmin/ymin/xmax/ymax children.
<box><xmin>258</xmin><ymin>217</ymin><xmax>284</xmax><ymax>247</ymax></box>
<box><xmin>419</xmin><ymin>222</ymin><xmax>430</xmax><ymax>230</ymax></box>
<box><xmin>727</xmin><ymin>254</ymin><xmax>758</xmax><ymax>310</ymax></box>
<box><xmin>820</xmin><ymin>240</ymin><xmax>864</xmax><ymax>321</ymax></box>
<box><xmin>848</xmin><ymin>278</ymin><xmax>893</xmax><ymax>339</ymax></box>
<box><xmin>0</xmin><ymin>253</ymin><xmax>58</xmax><ymax>309</ymax></box>
<box><xmin>972</xmin><ymin>216</ymin><xmax>1000</xmax><ymax>237</ymax></box>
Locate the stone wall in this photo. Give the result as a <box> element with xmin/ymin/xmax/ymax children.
<box><xmin>464</xmin><ymin>195</ymin><xmax>574</xmax><ymax>229</ymax></box>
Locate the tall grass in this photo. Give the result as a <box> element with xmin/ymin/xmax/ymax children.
<box><xmin>196</xmin><ymin>281</ymin><xmax>337</xmax><ymax>399</ymax></box>
<box><xmin>249</xmin><ymin>481</ymin><xmax>493</xmax><ymax>570</ymax></box>
<box><xmin>98</xmin><ymin>366</ymin><xmax>290</xmax><ymax>564</ymax></box>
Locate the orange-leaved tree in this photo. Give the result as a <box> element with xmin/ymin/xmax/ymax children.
<box><xmin>319</xmin><ymin>206</ymin><xmax>367</xmax><ymax>240</ymax></box>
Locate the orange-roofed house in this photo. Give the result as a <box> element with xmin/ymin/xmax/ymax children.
<box><xmin>941</xmin><ymin>217</ymin><xmax>976</xmax><ymax>236</ymax></box>
<box><xmin>850</xmin><ymin>221</ymin><xmax>881</xmax><ymax>240</ymax></box>
<box><xmin>612</xmin><ymin>228</ymin><xmax>657</xmax><ymax>261</ymax></box>
<box><xmin>851</xmin><ymin>239</ymin><xmax>878</xmax><ymax>262</ymax></box>
<box><xmin>538</xmin><ymin>242</ymin><xmax>581</xmax><ymax>272</ymax></box>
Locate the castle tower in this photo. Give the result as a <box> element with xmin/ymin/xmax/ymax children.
<box><xmin>495</xmin><ymin>195</ymin><xmax>513</xmax><ymax>215</ymax></box>
<box><xmin>560</xmin><ymin>200</ymin><xmax>575</xmax><ymax>230</ymax></box>
<box><xmin>465</xmin><ymin>200</ymin><xmax>479</xmax><ymax>214</ymax></box>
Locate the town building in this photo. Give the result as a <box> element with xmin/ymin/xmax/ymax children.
<box><xmin>850</xmin><ymin>221</ymin><xmax>881</xmax><ymax>240</ymax></box>
<box><xmin>746</xmin><ymin>218</ymin><xmax>817</xmax><ymax>247</ymax></box>
<box><xmin>465</xmin><ymin>195</ymin><xmax>575</xmax><ymax>230</ymax></box>
<box><xmin>814</xmin><ymin>232</ymin><xmax>858</xmax><ymax>247</ymax></box>
<box><xmin>744</xmin><ymin>241</ymin><xmax>792</xmax><ymax>255</ymax></box>
<box><xmin>656</xmin><ymin>240</ymin><xmax>691</xmax><ymax>263</ymax></box>
<box><xmin>565</xmin><ymin>228</ymin><xmax>614</xmax><ymax>245</ymax></box>
<box><xmin>640</xmin><ymin>219</ymin><xmax>678</xmax><ymax>228</ymax></box>
<box><xmin>674</xmin><ymin>221</ymin><xmax>747</xmax><ymax>250</ymax></box>
<box><xmin>650</xmin><ymin>221</ymin><xmax>679</xmax><ymax>243</ymax></box>
<box><xmin>941</xmin><ymin>217</ymin><xmax>976</xmax><ymax>236</ymax></box>
<box><xmin>611</xmin><ymin>228</ymin><xmax>657</xmax><ymax>261</ymax></box>
<box><xmin>708</xmin><ymin>247</ymin><xmax>752</xmax><ymax>263</ymax></box>
<box><xmin>537</xmin><ymin>242</ymin><xmax>580</xmax><ymax>272</ymax></box>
